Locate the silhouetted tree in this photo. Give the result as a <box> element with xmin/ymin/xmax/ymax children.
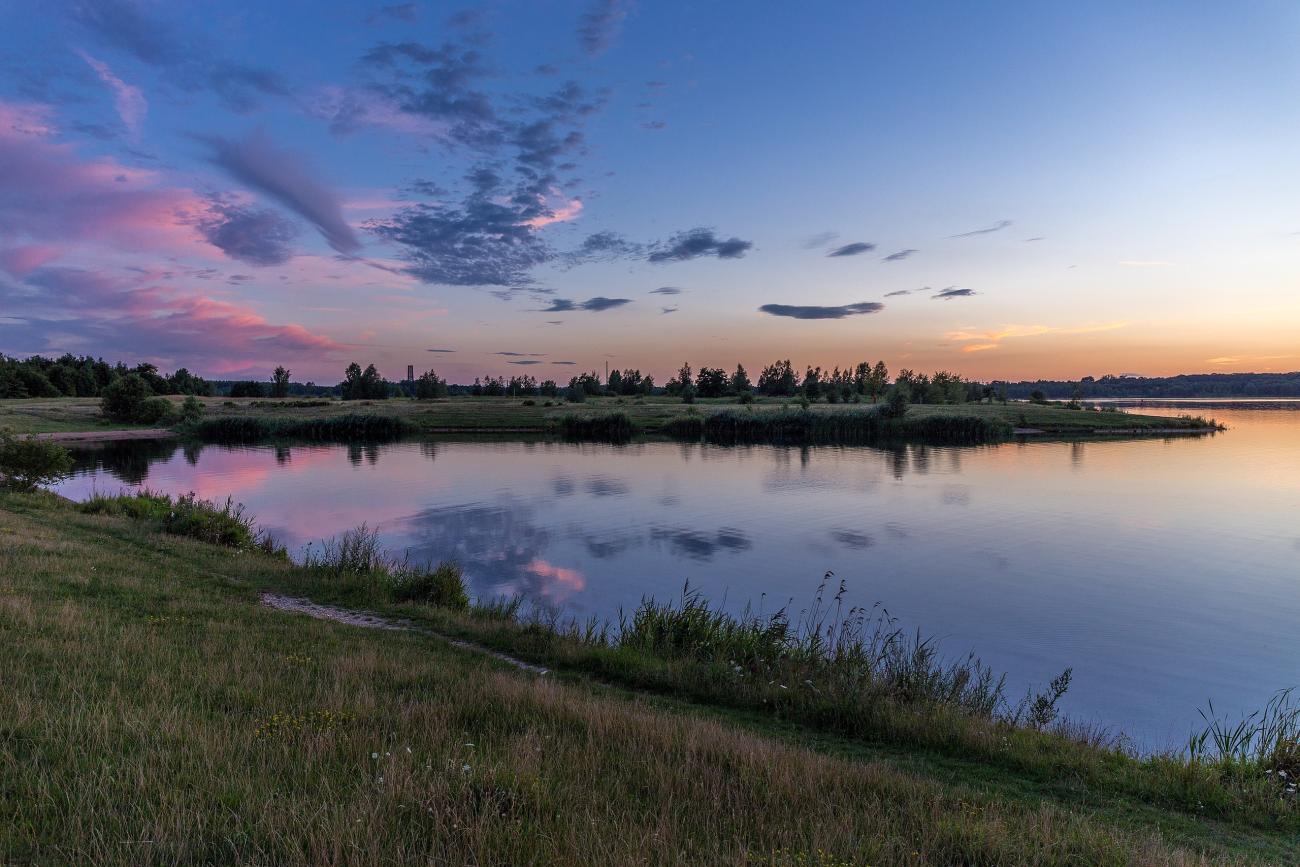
<box><xmin>271</xmin><ymin>366</ymin><xmax>291</xmax><ymax>398</ymax></box>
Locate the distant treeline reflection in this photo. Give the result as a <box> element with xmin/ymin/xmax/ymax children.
<box><xmin>68</xmin><ymin>438</ymin><xmax>1002</xmax><ymax>487</ymax></box>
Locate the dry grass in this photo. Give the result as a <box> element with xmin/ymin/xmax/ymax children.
<box><xmin>0</xmin><ymin>492</ymin><xmax>1284</xmax><ymax>865</ymax></box>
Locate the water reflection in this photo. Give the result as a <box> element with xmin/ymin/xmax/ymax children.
<box><xmin>54</xmin><ymin>409</ymin><xmax>1300</xmax><ymax>750</ymax></box>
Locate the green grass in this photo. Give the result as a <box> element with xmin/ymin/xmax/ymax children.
<box><xmin>2</xmin><ymin>394</ymin><xmax>1220</xmax><ymax>440</ymax></box>
<box><xmin>182</xmin><ymin>412</ymin><xmax>415</xmax><ymax>442</ymax></box>
<box><xmin>1</xmin><ymin>490</ymin><xmax>1296</xmax><ymax>864</ymax></box>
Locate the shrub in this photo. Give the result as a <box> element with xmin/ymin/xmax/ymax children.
<box><xmin>100</xmin><ymin>373</ymin><xmax>153</xmax><ymax>422</ymax></box>
<box><xmin>881</xmin><ymin>383</ymin><xmax>910</xmax><ymax>419</ymax></box>
<box><xmin>135</xmin><ymin>396</ymin><xmax>174</xmax><ymax>425</ymax></box>
<box><xmin>392</xmin><ymin>562</ymin><xmax>469</xmax><ymax>610</ymax></box>
<box><xmin>564</xmin><ymin>385</ymin><xmax>587</xmax><ymax>403</ymax></box>
<box><xmin>738</xmin><ymin>391</ymin><xmax>755</xmax><ymax>405</ymax></box>
<box><xmin>0</xmin><ymin>431</ymin><xmax>74</xmax><ymax>491</ymax></box>
<box><xmin>179</xmin><ymin>395</ymin><xmax>204</xmax><ymax>424</ymax></box>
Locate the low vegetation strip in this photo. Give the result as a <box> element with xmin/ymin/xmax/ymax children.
<box><xmin>665</xmin><ymin>408</ymin><xmax>1014</xmax><ymax>445</ymax></box>
<box><xmin>183</xmin><ymin>412</ymin><xmax>414</xmax><ymax>442</ymax></box>
<box><xmin>4</xmin><ymin>490</ymin><xmax>1291</xmax><ymax>864</ymax></box>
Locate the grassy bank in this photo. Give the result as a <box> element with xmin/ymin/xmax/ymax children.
<box><xmin>2</xmin><ymin>394</ymin><xmax>1219</xmax><ymax>441</ymax></box>
<box><xmin>1</xmin><ymin>490</ymin><xmax>1296</xmax><ymax>864</ymax></box>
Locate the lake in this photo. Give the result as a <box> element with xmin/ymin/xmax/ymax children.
<box><xmin>55</xmin><ymin>402</ymin><xmax>1300</xmax><ymax>750</ymax></box>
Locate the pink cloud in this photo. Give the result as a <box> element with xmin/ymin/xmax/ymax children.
<box><xmin>0</xmin><ymin>100</ymin><xmax>214</xmax><ymax>256</ymax></box>
<box><xmin>0</xmin><ymin>244</ymin><xmax>62</xmax><ymax>277</ymax></box>
<box><xmin>9</xmin><ymin>265</ymin><xmax>344</xmax><ymax>374</ymax></box>
<box><xmin>524</xmin><ymin>194</ymin><xmax>583</xmax><ymax>229</ymax></box>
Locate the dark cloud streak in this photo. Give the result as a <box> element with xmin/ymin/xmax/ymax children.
<box><xmin>759</xmin><ymin>302</ymin><xmax>884</xmax><ymax>320</ymax></box>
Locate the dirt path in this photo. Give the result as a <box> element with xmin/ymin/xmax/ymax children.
<box><xmin>260</xmin><ymin>592</ymin><xmax>549</xmax><ymax>675</ymax></box>
<box><xmin>33</xmin><ymin>428</ymin><xmax>174</xmax><ymax>443</ymax></box>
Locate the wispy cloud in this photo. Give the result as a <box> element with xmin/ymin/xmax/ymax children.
<box><xmin>76</xmin><ymin>50</ymin><xmax>146</xmax><ymax>141</ymax></box>
<box><xmin>827</xmin><ymin>242</ymin><xmax>874</xmax><ymax>257</ymax></box>
<box><xmin>933</xmin><ymin>287</ymin><xmax>976</xmax><ymax>300</ymax></box>
<box><xmin>759</xmin><ymin>301</ymin><xmax>884</xmax><ymax>320</ymax></box>
<box><xmin>946</xmin><ymin>322</ymin><xmax>1129</xmax><ymax>352</ymax></box>
<box><xmin>205</xmin><ymin>130</ymin><xmax>360</xmax><ymax>255</ymax></box>
<box><xmin>882</xmin><ymin>249</ymin><xmax>917</xmax><ymax>262</ymax></box>
<box><xmin>649</xmin><ymin>286</ymin><xmax>682</xmax><ymax>295</ymax></box>
<box><xmin>948</xmin><ymin>220</ymin><xmax>1012</xmax><ymax>238</ymax></box>
<box><xmin>577</xmin><ymin>0</ymin><xmax>629</xmax><ymax>56</ymax></box>
<box><xmin>541</xmin><ymin>296</ymin><xmax>631</xmax><ymax>312</ymax></box>
<box><xmin>801</xmin><ymin>231</ymin><xmax>838</xmax><ymax>249</ymax></box>
<box><xmin>649</xmin><ymin>228</ymin><xmax>752</xmax><ymax>263</ymax></box>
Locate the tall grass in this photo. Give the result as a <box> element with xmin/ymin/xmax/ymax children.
<box><xmin>184</xmin><ymin>413</ymin><xmax>413</xmax><ymax>442</ymax></box>
<box><xmin>556</xmin><ymin>411</ymin><xmax>637</xmax><ymax>441</ymax></box>
<box><xmin>302</xmin><ymin>524</ymin><xmax>469</xmax><ymax>610</ymax></box>
<box><xmin>665</xmin><ymin>408</ymin><xmax>1012</xmax><ymax>445</ymax></box>
<box><xmin>80</xmin><ymin>489</ymin><xmax>281</xmax><ymax>553</ymax></box>
<box><xmin>616</xmin><ymin>575</ymin><xmax>1010</xmax><ymax>718</ymax></box>
<box><xmin>1188</xmin><ymin>689</ymin><xmax>1300</xmax><ymax>786</ymax></box>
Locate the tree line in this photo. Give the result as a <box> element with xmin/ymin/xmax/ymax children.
<box><xmin>0</xmin><ymin>354</ymin><xmax>213</xmax><ymax>400</ymax></box>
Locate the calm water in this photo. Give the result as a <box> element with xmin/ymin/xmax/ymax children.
<box><xmin>56</xmin><ymin>404</ymin><xmax>1300</xmax><ymax>749</ymax></box>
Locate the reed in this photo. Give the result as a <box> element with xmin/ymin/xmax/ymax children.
<box><xmin>664</xmin><ymin>408</ymin><xmax>1013</xmax><ymax>445</ymax></box>
<box><xmin>556</xmin><ymin>411</ymin><xmax>637</xmax><ymax>441</ymax></box>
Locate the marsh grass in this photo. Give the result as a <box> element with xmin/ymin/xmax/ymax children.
<box><xmin>556</xmin><ymin>410</ymin><xmax>637</xmax><ymax>441</ymax></box>
<box><xmin>1189</xmin><ymin>690</ymin><xmax>1300</xmax><ymax>784</ymax></box>
<box><xmin>302</xmin><ymin>524</ymin><xmax>469</xmax><ymax>611</ymax></box>
<box><xmin>667</xmin><ymin>408</ymin><xmax>1013</xmax><ymax>445</ymax></box>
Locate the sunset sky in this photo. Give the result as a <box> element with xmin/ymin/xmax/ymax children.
<box><xmin>2</xmin><ymin>1</ymin><xmax>1298</xmax><ymax>384</ymax></box>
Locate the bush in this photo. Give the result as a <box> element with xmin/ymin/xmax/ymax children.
<box><xmin>881</xmin><ymin>384</ymin><xmax>910</xmax><ymax>419</ymax></box>
<box><xmin>100</xmin><ymin>373</ymin><xmax>153</xmax><ymax>422</ymax></box>
<box><xmin>135</xmin><ymin>396</ymin><xmax>174</xmax><ymax>425</ymax></box>
<box><xmin>179</xmin><ymin>395</ymin><xmax>204</xmax><ymax>424</ymax></box>
<box><xmin>564</xmin><ymin>386</ymin><xmax>587</xmax><ymax>403</ymax></box>
<box><xmin>738</xmin><ymin>391</ymin><xmax>755</xmax><ymax>405</ymax></box>
<box><xmin>0</xmin><ymin>431</ymin><xmax>74</xmax><ymax>491</ymax></box>
<box><xmin>392</xmin><ymin>562</ymin><xmax>469</xmax><ymax>610</ymax></box>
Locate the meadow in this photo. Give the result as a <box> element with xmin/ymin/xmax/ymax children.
<box><xmin>1</xmin><ymin>488</ymin><xmax>1296</xmax><ymax>865</ymax></box>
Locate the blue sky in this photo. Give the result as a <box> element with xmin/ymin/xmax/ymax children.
<box><xmin>2</xmin><ymin>0</ymin><xmax>1299</xmax><ymax>382</ymax></box>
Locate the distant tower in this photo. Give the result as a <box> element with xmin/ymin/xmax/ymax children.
<box><xmin>407</xmin><ymin>364</ymin><xmax>414</xmax><ymax>382</ymax></box>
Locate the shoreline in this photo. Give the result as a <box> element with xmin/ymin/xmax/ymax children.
<box><xmin>2</xmin><ymin>488</ymin><xmax>1296</xmax><ymax>864</ymax></box>
<box><xmin>31</xmin><ymin>428</ymin><xmax>175</xmax><ymax>443</ymax></box>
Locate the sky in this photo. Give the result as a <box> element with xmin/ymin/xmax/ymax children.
<box><xmin>2</xmin><ymin>0</ymin><xmax>1299</xmax><ymax>385</ymax></box>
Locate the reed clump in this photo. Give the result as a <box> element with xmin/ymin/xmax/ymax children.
<box><xmin>556</xmin><ymin>411</ymin><xmax>637</xmax><ymax>441</ymax></box>
<box><xmin>302</xmin><ymin>524</ymin><xmax>469</xmax><ymax>611</ymax></box>
<box><xmin>664</xmin><ymin>408</ymin><xmax>1012</xmax><ymax>445</ymax></box>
